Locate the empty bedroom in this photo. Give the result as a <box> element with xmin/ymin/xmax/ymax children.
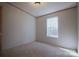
<box><xmin>0</xmin><ymin>2</ymin><xmax>79</xmax><ymax>57</ymax></box>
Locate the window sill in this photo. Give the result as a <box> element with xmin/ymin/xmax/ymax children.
<box><xmin>47</xmin><ymin>35</ymin><xmax>58</xmax><ymax>38</ymax></box>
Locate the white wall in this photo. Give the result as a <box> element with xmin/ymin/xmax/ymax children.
<box><xmin>1</xmin><ymin>3</ymin><xmax>36</xmax><ymax>50</ymax></box>
<box><xmin>36</xmin><ymin>7</ymin><xmax>77</xmax><ymax>50</ymax></box>
<box><xmin>78</xmin><ymin>3</ymin><xmax>79</xmax><ymax>53</ymax></box>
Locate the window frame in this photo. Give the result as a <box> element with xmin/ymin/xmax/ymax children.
<box><xmin>46</xmin><ymin>16</ymin><xmax>58</xmax><ymax>38</ymax></box>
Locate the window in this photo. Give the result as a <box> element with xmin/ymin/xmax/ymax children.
<box><xmin>47</xmin><ymin>16</ymin><xmax>58</xmax><ymax>38</ymax></box>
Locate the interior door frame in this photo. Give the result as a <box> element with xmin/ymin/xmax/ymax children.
<box><xmin>0</xmin><ymin>6</ymin><xmax>2</xmax><ymax>55</ymax></box>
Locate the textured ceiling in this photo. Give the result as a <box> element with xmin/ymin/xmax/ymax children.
<box><xmin>10</xmin><ymin>2</ymin><xmax>77</xmax><ymax>17</ymax></box>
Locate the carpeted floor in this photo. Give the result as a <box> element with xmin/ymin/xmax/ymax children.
<box><xmin>1</xmin><ymin>41</ymin><xmax>79</xmax><ymax>57</ymax></box>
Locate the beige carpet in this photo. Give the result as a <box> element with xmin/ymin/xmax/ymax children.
<box><xmin>1</xmin><ymin>41</ymin><xmax>79</xmax><ymax>57</ymax></box>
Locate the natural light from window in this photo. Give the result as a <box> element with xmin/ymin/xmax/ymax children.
<box><xmin>47</xmin><ymin>16</ymin><xmax>58</xmax><ymax>38</ymax></box>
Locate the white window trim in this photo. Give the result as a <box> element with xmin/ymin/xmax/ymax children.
<box><xmin>47</xmin><ymin>16</ymin><xmax>58</xmax><ymax>38</ymax></box>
